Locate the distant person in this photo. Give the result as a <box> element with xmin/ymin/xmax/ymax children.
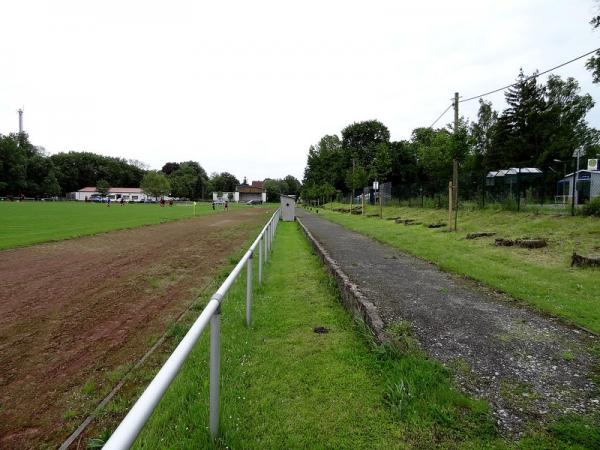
<box><xmin>212</xmin><ymin>201</ymin><xmax>215</xmax><ymax>210</ymax></box>
<box><xmin>120</xmin><ymin>197</ymin><xmax>125</xmax><ymax>206</ymax></box>
<box><xmin>225</xmin><ymin>201</ymin><xmax>229</xmax><ymax>211</ymax></box>
<box><xmin>160</xmin><ymin>198</ymin><xmax>165</xmax><ymax>207</ymax></box>
<box><xmin>107</xmin><ymin>198</ymin><xmax>111</xmax><ymax>207</ymax></box>
<box><xmin>169</xmin><ymin>199</ymin><xmax>173</xmax><ymax>207</ymax></box>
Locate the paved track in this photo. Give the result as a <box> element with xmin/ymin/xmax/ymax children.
<box><xmin>297</xmin><ymin>210</ymin><xmax>599</xmax><ymax>434</ymax></box>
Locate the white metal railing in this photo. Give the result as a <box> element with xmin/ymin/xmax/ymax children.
<box><xmin>103</xmin><ymin>208</ymin><xmax>281</xmax><ymax>449</ymax></box>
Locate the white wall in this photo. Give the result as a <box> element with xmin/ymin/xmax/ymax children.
<box><xmin>73</xmin><ymin>191</ymin><xmax>147</xmax><ymax>201</ymax></box>
<box><xmin>212</xmin><ymin>192</ymin><xmax>240</xmax><ymax>202</ymax></box>
<box><xmin>280</xmin><ymin>196</ymin><xmax>296</xmax><ymax>221</ymax></box>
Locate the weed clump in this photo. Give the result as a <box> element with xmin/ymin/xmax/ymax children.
<box><xmin>581</xmin><ymin>196</ymin><xmax>600</xmax><ymax>217</ymax></box>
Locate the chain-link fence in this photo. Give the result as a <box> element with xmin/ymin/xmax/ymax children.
<box><xmin>331</xmin><ymin>167</ymin><xmax>587</xmax><ymax>215</ymax></box>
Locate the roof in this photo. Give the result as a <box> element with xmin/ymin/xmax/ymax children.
<box><xmin>251</xmin><ymin>180</ymin><xmax>264</xmax><ymax>189</ymax></box>
<box><xmin>237</xmin><ymin>186</ymin><xmax>264</xmax><ymax>193</ymax></box>
<box><xmin>78</xmin><ymin>187</ymin><xmax>144</xmax><ymax>193</ymax></box>
<box><xmin>486</xmin><ymin>168</ymin><xmax>542</xmax><ymax>178</ymax></box>
<box><xmin>560</xmin><ymin>170</ymin><xmax>600</xmax><ymax>180</ymax></box>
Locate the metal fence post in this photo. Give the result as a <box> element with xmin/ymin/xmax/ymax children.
<box><xmin>246</xmin><ymin>251</ymin><xmax>253</xmax><ymax>327</ymax></box>
<box><xmin>209</xmin><ymin>307</ymin><xmax>221</xmax><ymax>439</ymax></box>
<box><xmin>258</xmin><ymin>237</ymin><xmax>263</xmax><ymax>286</ymax></box>
<box><xmin>266</xmin><ymin>222</ymin><xmax>271</xmax><ymax>259</ymax></box>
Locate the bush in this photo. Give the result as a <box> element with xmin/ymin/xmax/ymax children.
<box><xmin>582</xmin><ymin>196</ymin><xmax>600</xmax><ymax>217</ymax></box>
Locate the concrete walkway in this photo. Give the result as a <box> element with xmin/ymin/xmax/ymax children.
<box><xmin>297</xmin><ymin>210</ymin><xmax>599</xmax><ymax>434</ymax></box>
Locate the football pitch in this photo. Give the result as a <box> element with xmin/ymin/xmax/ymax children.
<box><xmin>0</xmin><ymin>201</ymin><xmax>227</xmax><ymax>250</ymax></box>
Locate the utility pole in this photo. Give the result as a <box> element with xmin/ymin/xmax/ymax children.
<box><xmin>453</xmin><ymin>92</ymin><xmax>459</xmax><ymax>231</ymax></box>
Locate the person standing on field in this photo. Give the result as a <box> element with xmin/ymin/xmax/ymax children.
<box><xmin>225</xmin><ymin>200</ymin><xmax>228</xmax><ymax>211</ymax></box>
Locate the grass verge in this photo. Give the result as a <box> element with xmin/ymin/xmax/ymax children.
<box><xmin>318</xmin><ymin>203</ymin><xmax>600</xmax><ymax>334</ymax></box>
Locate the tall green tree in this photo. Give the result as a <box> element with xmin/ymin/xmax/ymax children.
<box><xmin>140</xmin><ymin>171</ymin><xmax>170</xmax><ymax>199</ymax></box>
<box><xmin>500</xmin><ymin>69</ymin><xmax>547</xmax><ymax>166</ymax></box>
<box><xmin>168</xmin><ymin>161</ymin><xmax>209</xmax><ymax>199</ymax></box>
<box><xmin>470</xmin><ymin>100</ymin><xmax>498</xmax><ymax>161</ymax></box>
<box><xmin>388</xmin><ymin>140</ymin><xmax>418</xmax><ymax>191</ymax></box>
<box><xmin>96</xmin><ymin>179</ymin><xmax>110</xmax><ymax>196</ymax></box>
<box><xmin>586</xmin><ymin>13</ymin><xmax>600</xmax><ymax>83</ymax></box>
<box><xmin>51</xmin><ymin>151</ymin><xmax>145</xmax><ymax>193</ymax></box>
<box><xmin>161</xmin><ymin>162</ymin><xmax>180</xmax><ymax>175</ymax></box>
<box><xmin>0</xmin><ymin>134</ymin><xmax>27</xmax><ymax>195</ymax></box>
<box><xmin>303</xmin><ymin>134</ymin><xmax>345</xmax><ymax>191</ymax></box>
<box><xmin>345</xmin><ymin>164</ymin><xmax>368</xmax><ymax>196</ymax></box>
<box><xmin>369</xmin><ymin>143</ymin><xmax>392</xmax><ymax>181</ymax></box>
<box><xmin>540</xmin><ymin>75</ymin><xmax>597</xmax><ymax>164</ymax></box>
<box><xmin>341</xmin><ymin>120</ymin><xmax>390</xmax><ymax>170</ymax></box>
<box><xmin>282</xmin><ymin>175</ymin><xmax>301</xmax><ymax>196</ymax></box>
<box><xmin>209</xmin><ymin>172</ymin><xmax>239</xmax><ymax>192</ymax></box>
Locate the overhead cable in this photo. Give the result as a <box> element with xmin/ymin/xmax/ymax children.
<box><xmin>459</xmin><ymin>47</ymin><xmax>600</xmax><ymax>103</ymax></box>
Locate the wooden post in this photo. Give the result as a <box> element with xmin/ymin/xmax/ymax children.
<box><xmin>379</xmin><ymin>190</ymin><xmax>383</xmax><ymax>218</ymax></box>
<box><xmin>448</xmin><ymin>181</ymin><xmax>453</xmax><ymax>230</ymax></box>
<box><xmin>362</xmin><ymin>190</ymin><xmax>365</xmax><ymax>215</ymax></box>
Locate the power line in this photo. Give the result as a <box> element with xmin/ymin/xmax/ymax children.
<box><xmin>427</xmin><ymin>46</ymin><xmax>600</xmax><ymax>127</ymax></box>
<box><xmin>459</xmin><ymin>46</ymin><xmax>600</xmax><ymax>103</ymax></box>
<box><xmin>429</xmin><ymin>103</ymin><xmax>453</xmax><ymax>128</ymax></box>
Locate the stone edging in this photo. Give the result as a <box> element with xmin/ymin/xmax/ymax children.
<box><xmin>297</xmin><ymin>217</ymin><xmax>387</xmax><ymax>342</ymax></box>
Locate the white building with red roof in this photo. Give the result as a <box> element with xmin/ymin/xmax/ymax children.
<box><xmin>72</xmin><ymin>187</ymin><xmax>148</xmax><ymax>202</ymax></box>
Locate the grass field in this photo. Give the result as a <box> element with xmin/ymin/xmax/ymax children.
<box><xmin>0</xmin><ymin>201</ymin><xmax>244</xmax><ymax>250</ymax></box>
<box><xmin>318</xmin><ymin>203</ymin><xmax>600</xmax><ymax>334</ymax></box>
<box><xmin>90</xmin><ymin>222</ymin><xmax>598</xmax><ymax>449</ymax></box>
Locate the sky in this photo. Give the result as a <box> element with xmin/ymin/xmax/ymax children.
<box><xmin>1</xmin><ymin>0</ymin><xmax>599</xmax><ymax>182</ymax></box>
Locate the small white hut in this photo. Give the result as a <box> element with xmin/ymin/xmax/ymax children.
<box><xmin>280</xmin><ymin>194</ymin><xmax>296</xmax><ymax>221</ymax></box>
<box><xmin>557</xmin><ymin>169</ymin><xmax>600</xmax><ymax>204</ymax></box>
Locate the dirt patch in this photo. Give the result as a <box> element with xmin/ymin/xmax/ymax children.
<box><xmin>0</xmin><ymin>208</ymin><xmax>268</xmax><ymax>449</ymax></box>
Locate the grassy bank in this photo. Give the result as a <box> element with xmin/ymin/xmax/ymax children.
<box><xmin>0</xmin><ymin>201</ymin><xmax>243</xmax><ymax>249</ymax></box>
<box><xmin>318</xmin><ymin>203</ymin><xmax>600</xmax><ymax>334</ymax></box>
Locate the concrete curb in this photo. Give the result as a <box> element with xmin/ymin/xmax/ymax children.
<box><xmin>297</xmin><ymin>217</ymin><xmax>387</xmax><ymax>342</ymax></box>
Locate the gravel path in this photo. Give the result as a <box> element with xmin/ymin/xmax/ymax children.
<box><xmin>297</xmin><ymin>210</ymin><xmax>599</xmax><ymax>434</ymax></box>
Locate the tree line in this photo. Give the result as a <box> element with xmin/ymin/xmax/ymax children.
<box><xmin>302</xmin><ymin>70</ymin><xmax>599</xmax><ymax>202</ymax></box>
<box><xmin>0</xmin><ymin>133</ymin><xmax>303</xmax><ymax>201</ymax></box>
<box><xmin>0</xmin><ymin>133</ymin><xmax>146</xmax><ymax>198</ymax></box>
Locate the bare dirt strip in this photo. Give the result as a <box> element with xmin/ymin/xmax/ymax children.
<box><xmin>0</xmin><ymin>208</ymin><xmax>269</xmax><ymax>449</ymax></box>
